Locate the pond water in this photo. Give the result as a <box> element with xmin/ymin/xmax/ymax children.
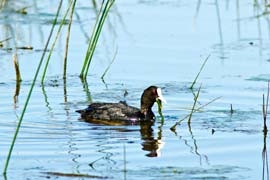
<box><xmin>1</xmin><ymin>0</ymin><xmax>270</xmax><ymax>179</ymax></box>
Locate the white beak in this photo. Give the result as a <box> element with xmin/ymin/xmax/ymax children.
<box><xmin>156</xmin><ymin>88</ymin><xmax>167</xmax><ymax>103</ymax></box>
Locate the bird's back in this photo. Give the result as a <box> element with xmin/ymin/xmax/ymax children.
<box><xmin>76</xmin><ymin>102</ymin><xmax>145</xmax><ymax>125</ymax></box>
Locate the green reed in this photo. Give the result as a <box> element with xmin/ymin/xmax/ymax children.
<box><xmin>80</xmin><ymin>0</ymin><xmax>105</xmax><ymax>79</ymax></box>
<box><xmin>63</xmin><ymin>0</ymin><xmax>77</xmax><ymax>79</ymax></box>
<box><xmin>80</xmin><ymin>0</ymin><xmax>115</xmax><ymax>80</ymax></box>
<box><xmin>3</xmin><ymin>0</ymin><xmax>63</xmax><ymax>175</ymax></box>
<box><xmin>101</xmin><ymin>46</ymin><xmax>118</xmax><ymax>80</ymax></box>
<box><xmin>188</xmin><ymin>84</ymin><xmax>201</xmax><ymax>124</ymax></box>
<box><xmin>190</xmin><ymin>54</ymin><xmax>210</xmax><ymax>89</ymax></box>
<box><xmin>156</xmin><ymin>99</ymin><xmax>165</xmax><ymax>123</ymax></box>
<box><xmin>170</xmin><ymin>85</ymin><xmax>201</xmax><ymax>131</ymax></box>
<box><xmin>170</xmin><ymin>86</ymin><xmax>221</xmax><ymax>131</ymax></box>
<box><xmin>41</xmin><ymin>0</ymin><xmax>74</xmax><ymax>84</ymax></box>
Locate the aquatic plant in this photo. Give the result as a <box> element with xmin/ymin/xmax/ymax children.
<box><xmin>3</xmin><ymin>0</ymin><xmax>63</xmax><ymax>174</ymax></box>
<box><xmin>170</xmin><ymin>89</ymin><xmax>221</xmax><ymax>131</ymax></box>
<box><xmin>101</xmin><ymin>46</ymin><xmax>118</xmax><ymax>81</ymax></box>
<box><xmin>262</xmin><ymin>128</ymin><xmax>269</xmax><ymax>180</ymax></box>
<box><xmin>170</xmin><ymin>85</ymin><xmax>202</xmax><ymax>131</ymax></box>
<box><xmin>0</xmin><ymin>37</ymin><xmax>12</xmax><ymax>48</ymax></box>
<box><xmin>190</xmin><ymin>54</ymin><xmax>210</xmax><ymax>89</ymax></box>
<box><xmin>13</xmin><ymin>54</ymin><xmax>22</xmax><ymax>105</ymax></box>
<box><xmin>12</xmin><ymin>54</ymin><xmax>21</xmax><ymax>82</ymax></box>
<box><xmin>44</xmin><ymin>172</ymin><xmax>108</xmax><ymax>179</ymax></box>
<box><xmin>80</xmin><ymin>0</ymin><xmax>115</xmax><ymax>80</ymax></box>
<box><xmin>262</xmin><ymin>82</ymin><xmax>269</xmax><ymax>180</ymax></box>
<box><xmin>41</xmin><ymin>0</ymin><xmax>74</xmax><ymax>84</ymax></box>
<box><xmin>156</xmin><ymin>98</ymin><xmax>165</xmax><ymax>123</ymax></box>
<box><xmin>63</xmin><ymin>0</ymin><xmax>77</xmax><ymax>79</ymax></box>
<box><xmin>263</xmin><ymin>82</ymin><xmax>269</xmax><ymax>134</ymax></box>
<box><xmin>230</xmin><ymin>104</ymin><xmax>234</xmax><ymax>114</ymax></box>
<box><xmin>188</xmin><ymin>84</ymin><xmax>202</xmax><ymax>124</ymax></box>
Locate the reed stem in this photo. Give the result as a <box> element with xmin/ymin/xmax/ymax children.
<box><xmin>188</xmin><ymin>84</ymin><xmax>202</xmax><ymax>125</ymax></box>
<box><xmin>263</xmin><ymin>82</ymin><xmax>270</xmax><ymax>134</ymax></box>
<box><xmin>190</xmin><ymin>55</ymin><xmax>210</xmax><ymax>89</ymax></box>
<box><xmin>84</xmin><ymin>0</ymin><xmax>115</xmax><ymax>79</ymax></box>
<box><xmin>170</xmin><ymin>85</ymin><xmax>219</xmax><ymax>131</ymax></box>
<box><xmin>3</xmin><ymin>0</ymin><xmax>63</xmax><ymax>175</ymax></box>
<box><xmin>41</xmin><ymin>0</ymin><xmax>73</xmax><ymax>84</ymax></box>
<box><xmin>80</xmin><ymin>0</ymin><xmax>115</xmax><ymax>80</ymax></box>
<box><xmin>101</xmin><ymin>46</ymin><xmax>118</xmax><ymax>80</ymax></box>
<box><xmin>13</xmin><ymin>54</ymin><xmax>22</xmax><ymax>82</ymax></box>
<box><xmin>80</xmin><ymin>0</ymin><xmax>105</xmax><ymax>78</ymax></box>
<box><xmin>63</xmin><ymin>0</ymin><xmax>77</xmax><ymax>79</ymax></box>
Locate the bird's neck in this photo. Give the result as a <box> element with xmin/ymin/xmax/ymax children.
<box><xmin>140</xmin><ymin>105</ymin><xmax>154</xmax><ymax>120</ymax></box>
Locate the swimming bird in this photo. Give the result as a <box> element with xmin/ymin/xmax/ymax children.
<box><xmin>76</xmin><ymin>86</ymin><xmax>166</xmax><ymax>125</ymax></box>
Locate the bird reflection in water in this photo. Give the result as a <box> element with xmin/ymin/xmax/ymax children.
<box><xmin>140</xmin><ymin>122</ymin><xmax>164</xmax><ymax>157</ymax></box>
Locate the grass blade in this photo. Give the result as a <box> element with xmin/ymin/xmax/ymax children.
<box><xmin>190</xmin><ymin>55</ymin><xmax>210</xmax><ymax>89</ymax></box>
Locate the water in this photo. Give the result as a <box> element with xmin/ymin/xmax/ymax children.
<box><xmin>0</xmin><ymin>0</ymin><xmax>270</xmax><ymax>179</ymax></box>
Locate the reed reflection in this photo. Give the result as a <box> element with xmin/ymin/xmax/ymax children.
<box><xmin>262</xmin><ymin>83</ymin><xmax>270</xmax><ymax>180</ymax></box>
<box><xmin>262</xmin><ymin>130</ymin><xmax>269</xmax><ymax>180</ymax></box>
<box><xmin>172</xmin><ymin>123</ymin><xmax>209</xmax><ymax>165</ymax></box>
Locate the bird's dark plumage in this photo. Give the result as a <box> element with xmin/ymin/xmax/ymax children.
<box><xmin>76</xmin><ymin>86</ymin><xmax>166</xmax><ymax>125</ymax></box>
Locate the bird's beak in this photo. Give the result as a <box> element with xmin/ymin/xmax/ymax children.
<box><xmin>157</xmin><ymin>95</ymin><xmax>166</xmax><ymax>103</ymax></box>
<box><xmin>156</xmin><ymin>88</ymin><xmax>167</xmax><ymax>103</ymax></box>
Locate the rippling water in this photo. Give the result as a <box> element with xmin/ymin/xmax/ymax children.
<box><xmin>1</xmin><ymin>0</ymin><xmax>270</xmax><ymax>179</ymax></box>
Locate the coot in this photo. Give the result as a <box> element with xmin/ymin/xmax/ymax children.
<box><xmin>76</xmin><ymin>86</ymin><xmax>166</xmax><ymax>125</ymax></box>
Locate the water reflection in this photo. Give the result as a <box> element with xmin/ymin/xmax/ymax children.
<box><xmin>263</xmin><ymin>131</ymin><xmax>269</xmax><ymax>180</ymax></box>
<box><xmin>140</xmin><ymin>122</ymin><xmax>164</xmax><ymax>157</ymax></box>
<box><xmin>81</xmin><ymin>119</ymin><xmax>164</xmax><ymax>158</ymax></box>
<box><xmin>63</xmin><ymin>77</ymin><xmax>68</xmax><ymax>103</ymax></box>
<box><xmin>80</xmin><ymin>78</ymin><xmax>92</xmax><ymax>103</ymax></box>
<box><xmin>13</xmin><ymin>77</ymin><xmax>21</xmax><ymax>108</ymax></box>
<box><xmin>41</xmin><ymin>82</ymin><xmax>53</xmax><ymax>115</ymax></box>
<box><xmin>173</xmin><ymin>123</ymin><xmax>209</xmax><ymax>165</ymax></box>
